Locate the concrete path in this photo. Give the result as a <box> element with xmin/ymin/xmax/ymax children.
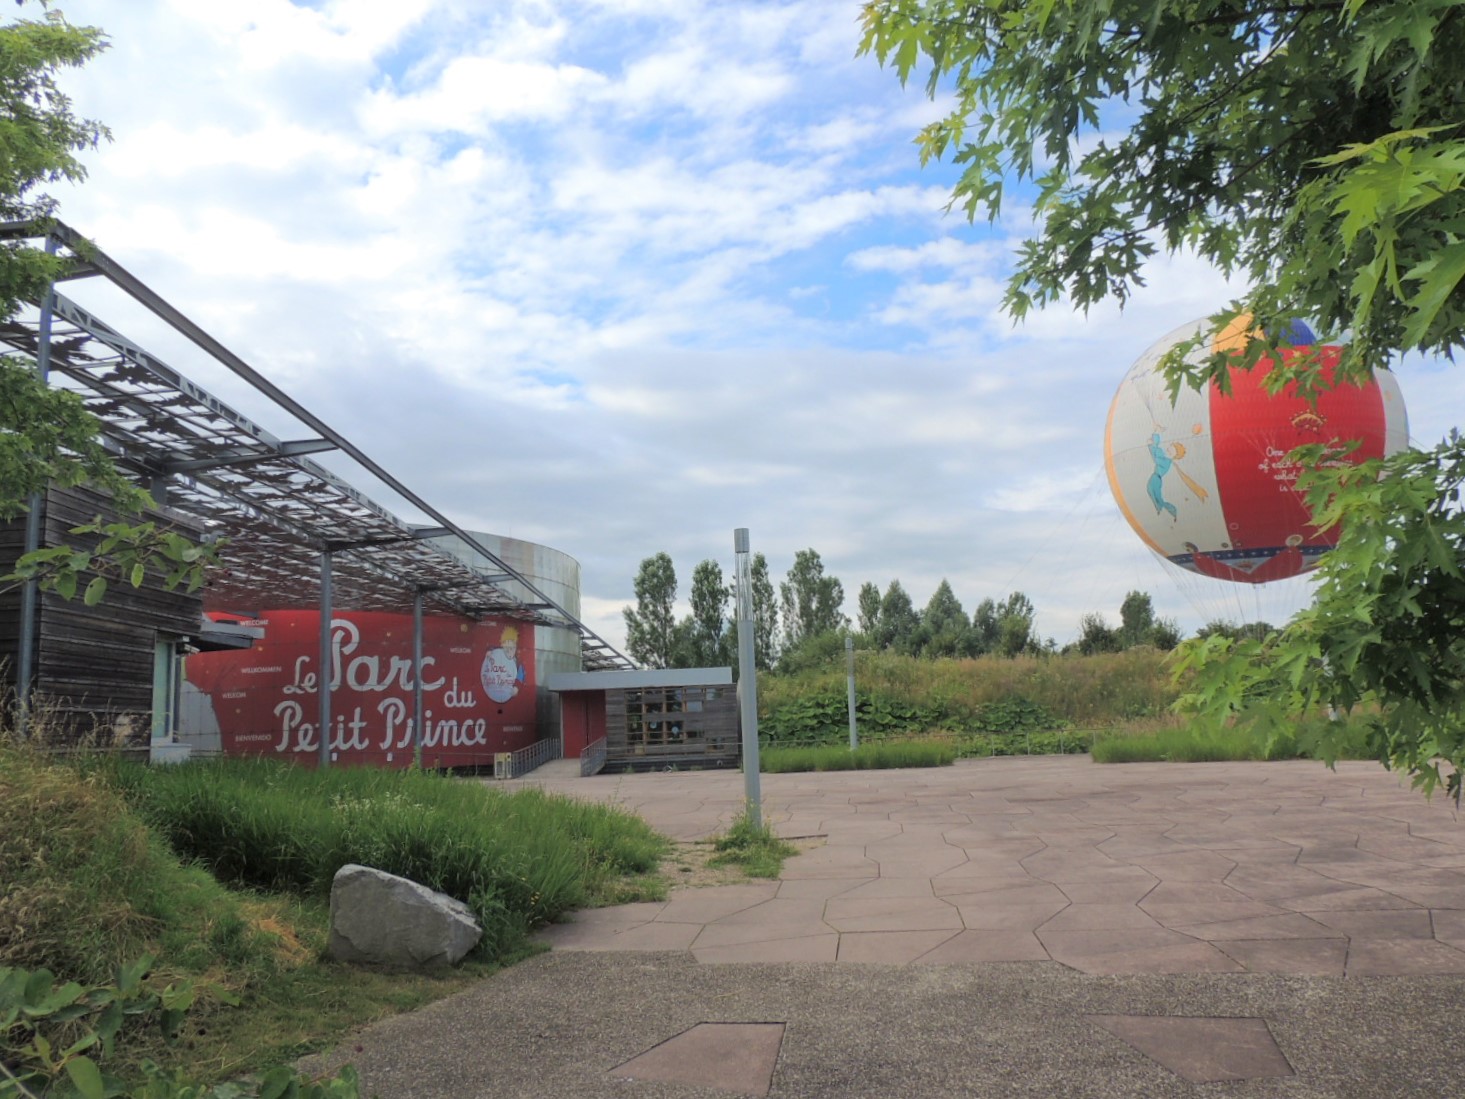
<box><xmin>520</xmin><ymin>757</ymin><xmax>1465</xmax><ymax>976</ymax></box>
<box><xmin>302</xmin><ymin>758</ymin><xmax>1465</xmax><ymax>1097</ymax></box>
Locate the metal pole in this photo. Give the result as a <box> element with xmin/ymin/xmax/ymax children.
<box><xmin>318</xmin><ymin>549</ymin><xmax>333</xmax><ymax>768</ymax></box>
<box><xmin>846</xmin><ymin>635</ymin><xmax>858</xmax><ymax>751</ymax></box>
<box><xmin>412</xmin><ymin>588</ymin><xmax>424</xmax><ymax>769</ymax></box>
<box><xmin>733</xmin><ymin>528</ymin><xmax>761</xmax><ymax>828</ymax></box>
<box><xmin>15</xmin><ymin>237</ymin><xmax>59</xmax><ymax>736</ymax></box>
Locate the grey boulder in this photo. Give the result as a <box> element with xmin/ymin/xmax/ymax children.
<box><xmin>328</xmin><ymin>863</ymin><xmax>482</xmax><ymax>970</ymax></box>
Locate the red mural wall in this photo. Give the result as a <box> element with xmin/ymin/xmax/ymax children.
<box><xmin>185</xmin><ymin>610</ymin><xmax>537</xmax><ymax>767</ymax></box>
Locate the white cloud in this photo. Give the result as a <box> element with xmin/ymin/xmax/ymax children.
<box><xmin>363</xmin><ymin>56</ymin><xmax>608</xmax><ymax>132</ymax></box>
<box><xmin>35</xmin><ymin>0</ymin><xmax>1463</xmax><ymax>660</ymax></box>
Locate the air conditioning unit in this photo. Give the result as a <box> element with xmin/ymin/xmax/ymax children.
<box><xmin>493</xmin><ymin>752</ymin><xmax>513</xmax><ymax>779</ymax></box>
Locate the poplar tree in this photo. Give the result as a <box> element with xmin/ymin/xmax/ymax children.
<box><xmin>919</xmin><ymin>579</ymin><xmax>970</xmax><ymax>657</ymax></box>
<box><xmin>779</xmin><ymin>549</ymin><xmax>846</xmax><ymax>650</ymax></box>
<box><xmin>876</xmin><ymin>579</ymin><xmax>919</xmax><ymax>652</ymax></box>
<box><xmin>856</xmin><ymin>581</ymin><xmax>882</xmax><ymax>638</ymax></box>
<box><xmin>622</xmin><ymin>553</ymin><xmax>678</xmax><ymax>669</ymax></box>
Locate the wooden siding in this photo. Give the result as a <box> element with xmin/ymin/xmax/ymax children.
<box><xmin>0</xmin><ymin>485</ymin><xmax>204</xmax><ymax>745</ymax></box>
<box><xmin>0</xmin><ymin>502</ymin><xmax>28</xmax><ymax>687</ymax></box>
<box><xmin>604</xmin><ymin>683</ymin><xmax>739</xmax><ymax>769</ymax></box>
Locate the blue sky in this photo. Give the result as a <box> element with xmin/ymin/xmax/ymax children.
<box><xmin>46</xmin><ymin>0</ymin><xmax>1465</xmax><ymax>653</ymax></box>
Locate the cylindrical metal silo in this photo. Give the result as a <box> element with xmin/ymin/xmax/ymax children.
<box><xmin>432</xmin><ymin>531</ymin><xmax>585</xmax><ymax>746</ymax></box>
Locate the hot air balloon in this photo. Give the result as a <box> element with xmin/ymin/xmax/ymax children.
<box><xmin>1104</xmin><ymin>316</ymin><xmax>1409</xmax><ymax>584</ymax></box>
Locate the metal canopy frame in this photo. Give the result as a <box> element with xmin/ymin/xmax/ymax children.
<box><xmin>0</xmin><ymin>220</ymin><xmax>632</xmax><ymax>672</ymax></box>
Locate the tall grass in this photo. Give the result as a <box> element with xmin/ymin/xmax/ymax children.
<box><xmin>761</xmin><ymin>740</ymin><xmax>958</xmax><ymax>773</ymax></box>
<box><xmin>101</xmin><ymin>758</ymin><xmax>668</xmax><ymax>959</ymax></box>
<box><xmin>0</xmin><ymin>742</ymin><xmax>283</xmax><ymax>986</ymax></box>
<box><xmin>1091</xmin><ymin>713</ymin><xmax>1379</xmax><ymax>764</ymax></box>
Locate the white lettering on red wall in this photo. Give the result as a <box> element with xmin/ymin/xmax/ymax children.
<box><xmin>184</xmin><ymin>610</ymin><xmax>537</xmax><ymax>768</ymax></box>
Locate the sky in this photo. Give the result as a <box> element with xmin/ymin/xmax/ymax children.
<box><xmin>41</xmin><ymin>0</ymin><xmax>1465</xmax><ymax>655</ymax></box>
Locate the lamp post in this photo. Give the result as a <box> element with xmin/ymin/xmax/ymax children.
<box><xmin>734</xmin><ymin>528</ymin><xmax>761</xmax><ymax>828</ymax></box>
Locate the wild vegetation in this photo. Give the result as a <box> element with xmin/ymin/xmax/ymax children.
<box><xmin>758</xmin><ymin>646</ymin><xmax>1383</xmax><ymax>768</ymax></box>
<box><xmin>0</xmin><ymin>740</ymin><xmax>668</xmax><ymax>1094</ymax></box>
<box><xmin>761</xmin><ymin>648</ymin><xmax>1174</xmax><ymax>736</ymax></box>
<box><xmin>104</xmin><ymin>757</ymin><xmax>668</xmax><ymax>951</ymax></box>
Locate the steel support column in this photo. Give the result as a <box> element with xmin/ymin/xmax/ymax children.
<box><xmin>318</xmin><ymin>549</ymin><xmax>333</xmax><ymax>768</ymax></box>
<box><xmin>412</xmin><ymin>587</ymin><xmax>424</xmax><ymax>769</ymax></box>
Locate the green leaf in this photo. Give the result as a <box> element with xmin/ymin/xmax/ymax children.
<box><xmin>22</xmin><ymin>968</ymin><xmax>55</xmax><ymax>1006</ymax></box>
<box><xmin>53</xmin><ymin>570</ymin><xmax>77</xmax><ymax>599</ymax></box>
<box><xmin>1403</xmin><ymin>240</ymin><xmax>1465</xmax><ymax>344</ymax></box>
<box><xmin>130</xmin><ymin>561</ymin><xmax>145</xmax><ymax>587</ymax></box>
<box><xmin>64</xmin><ymin>1055</ymin><xmax>105</xmax><ymax>1099</ymax></box>
<box><xmin>95</xmin><ymin>999</ymin><xmax>123</xmax><ymax>1059</ymax></box>
<box><xmin>257</xmin><ymin>1065</ymin><xmax>300</xmax><ymax>1099</ymax></box>
<box><xmin>83</xmin><ymin>576</ymin><xmax>106</xmax><ymax>605</ymax></box>
<box><xmin>115</xmin><ymin>955</ymin><xmax>152</xmax><ymax>996</ymax></box>
<box><xmin>61</xmin><ymin>1030</ymin><xmax>99</xmax><ymax>1059</ymax></box>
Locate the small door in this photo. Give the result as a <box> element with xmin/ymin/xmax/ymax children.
<box><xmin>151</xmin><ymin>637</ymin><xmax>179</xmax><ymax>743</ymax></box>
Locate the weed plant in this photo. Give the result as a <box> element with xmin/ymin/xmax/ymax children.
<box><xmin>99</xmin><ymin>757</ymin><xmax>668</xmax><ymax>960</ymax></box>
<box><xmin>761</xmin><ymin>740</ymin><xmax>957</xmax><ymax>773</ymax></box>
<box><xmin>708</xmin><ymin>811</ymin><xmax>796</xmax><ymax>878</ymax></box>
<box><xmin>0</xmin><ymin>742</ymin><xmax>664</xmax><ymax>1088</ymax></box>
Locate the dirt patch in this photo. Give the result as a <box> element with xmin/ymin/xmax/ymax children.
<box><xmin>661</xmin><ymin>836</ymin><xmax>826</xmax><ymax>891</ymax></box>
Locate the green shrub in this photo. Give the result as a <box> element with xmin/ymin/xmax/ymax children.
<box><xmin>99</xmin><ymin>758</ymin><xmax>668</xmax><ymax>961</ymax></box>
<box><xmin>759</xmin><ymin>689</ymin><xmax>1070</xmax><ymax>751</ymax></box>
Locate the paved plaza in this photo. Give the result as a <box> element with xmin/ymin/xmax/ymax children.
<box><xmin>526</xmin><ymin>756</ymin><xmax>1465</xmax><ymax>976</ymax></box>
<box><xmin>305</xmin><ymin>757</ymin><xmax>1465</xmax><ymax>1097</ymax></box>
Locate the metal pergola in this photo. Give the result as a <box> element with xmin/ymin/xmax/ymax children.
<box><xmin>2</xmin><ymin>220</ymin><xmax>632</xmax><ymax>761</ymax></box>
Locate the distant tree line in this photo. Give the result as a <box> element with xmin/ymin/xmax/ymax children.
<box><xmin>622</xmin><ymin>550</ymin><xmax>1203</xmax><ymax>673</ymax></box>
<box><xmin>1069</xmin><ymin>591</ymin><xmax>1183</xmax><ymax>655</ymax></box>
<box><xmin>855</xmin><ymin>579</ymin><xmax>1040</xmax><ymax>660</ymax></box>
<box><xmin>620</xmin><ymin>550</ymin><xmax>1206</xmax><ymax>671</ymax></box>
<box><xmin>620</xmin><ymin>548</ymin><xmax>843</xmax><ymax>672</ymax></box>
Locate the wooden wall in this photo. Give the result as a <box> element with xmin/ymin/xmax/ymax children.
<box><xmin>604</xmin><ymin>683</ymin><xmax>739</xmax><ymax>770</ymax></box>
<box><xmin>0</xmin><ymin>499</ymin><xmax>28</xmax><ymax>694</ymax></box>
<box><xmin>0</xmin><ymin>485</ymin><xmax>204</xmax><ymax>746</ymax></box>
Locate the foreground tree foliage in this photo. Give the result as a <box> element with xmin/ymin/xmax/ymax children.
<box><xmin>0</xmin><ymin>3</ymin><xmax>215</xmax><ymax>600</ymax></box>
<box><xmin>0</xmin><ymin>5</ymin><xmax>126</xmax><ymax>518</ymax></box>
<box><xmin>1175</xmin><ymin>437</ymin><xmax>1465</xmax><ymax>796</ymax></box>
<box><xmin>861</xmin><ymin>0</ymin><xmax>1465</xmax><ymax>795</ymax></box>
